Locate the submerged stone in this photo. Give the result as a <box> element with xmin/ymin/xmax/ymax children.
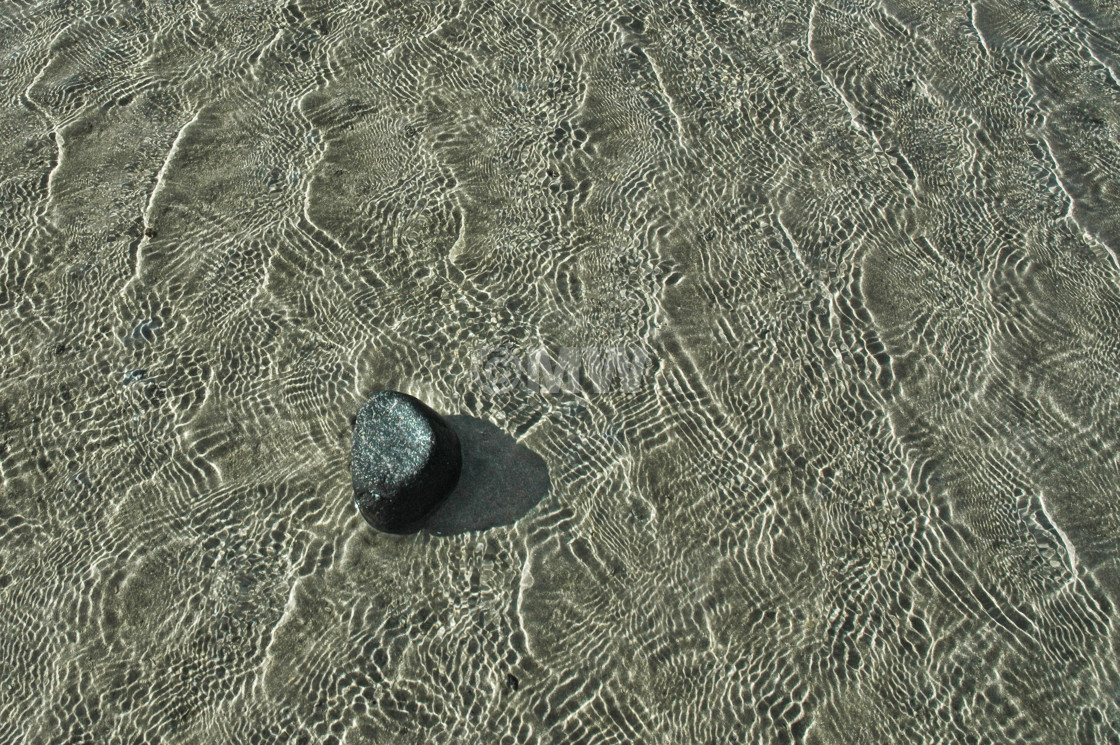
<box><xmin>351</xmin><ymin>390</ymin><xmax>462</xmax><ymax>533</ymax></box>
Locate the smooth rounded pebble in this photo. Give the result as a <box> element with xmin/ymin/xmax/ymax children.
<box><xmin>351</xmin><ymin>390</ymin><xmax>462</xmax><ymax>533</ymax></box>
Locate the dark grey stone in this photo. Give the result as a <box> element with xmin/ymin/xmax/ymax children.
<box><xmin>351</xmin><ymin>390</ymin><xmax>462</xmax><ymax>533</ymax></box>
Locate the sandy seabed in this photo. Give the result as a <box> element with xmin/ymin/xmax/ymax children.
<box><xmin>2</xmin><ymin>0</ymin><xmax>1120</xmax><ymax>743</ymax></box>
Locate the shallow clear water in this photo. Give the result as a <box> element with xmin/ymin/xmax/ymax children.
<box><xmin>2</xmin><ymin>0</ymin><xmax>1120</xmax><ymax>742</ymax></box>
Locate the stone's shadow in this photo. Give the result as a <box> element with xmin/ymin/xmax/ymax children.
<box><xmin>416</xmin><ymin>415</ymin><xmax>550</xmax><ymax>536</ymax></box>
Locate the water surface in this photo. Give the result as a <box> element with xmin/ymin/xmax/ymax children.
<box><xmin>2</xmin><ymin>0</ymin><xmax>1120</xmax><ymax>742</ymax></box>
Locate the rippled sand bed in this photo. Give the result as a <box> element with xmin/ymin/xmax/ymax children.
<box><xmin>3</xmin><ymin>1</ymin><xmax>1120</xmax><ymax>742</ymax></box>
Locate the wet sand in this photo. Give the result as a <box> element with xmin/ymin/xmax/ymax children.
<box><xmin>2</xmin><ymin>0</ymin><xmax>1120</xmax><ymax>742</ymax></box>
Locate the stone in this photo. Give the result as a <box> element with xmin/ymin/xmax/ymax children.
<box><xmin>351</xmin><ymin>390</ymin><xmax>462</xmax><ymax>533</ymax></box>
